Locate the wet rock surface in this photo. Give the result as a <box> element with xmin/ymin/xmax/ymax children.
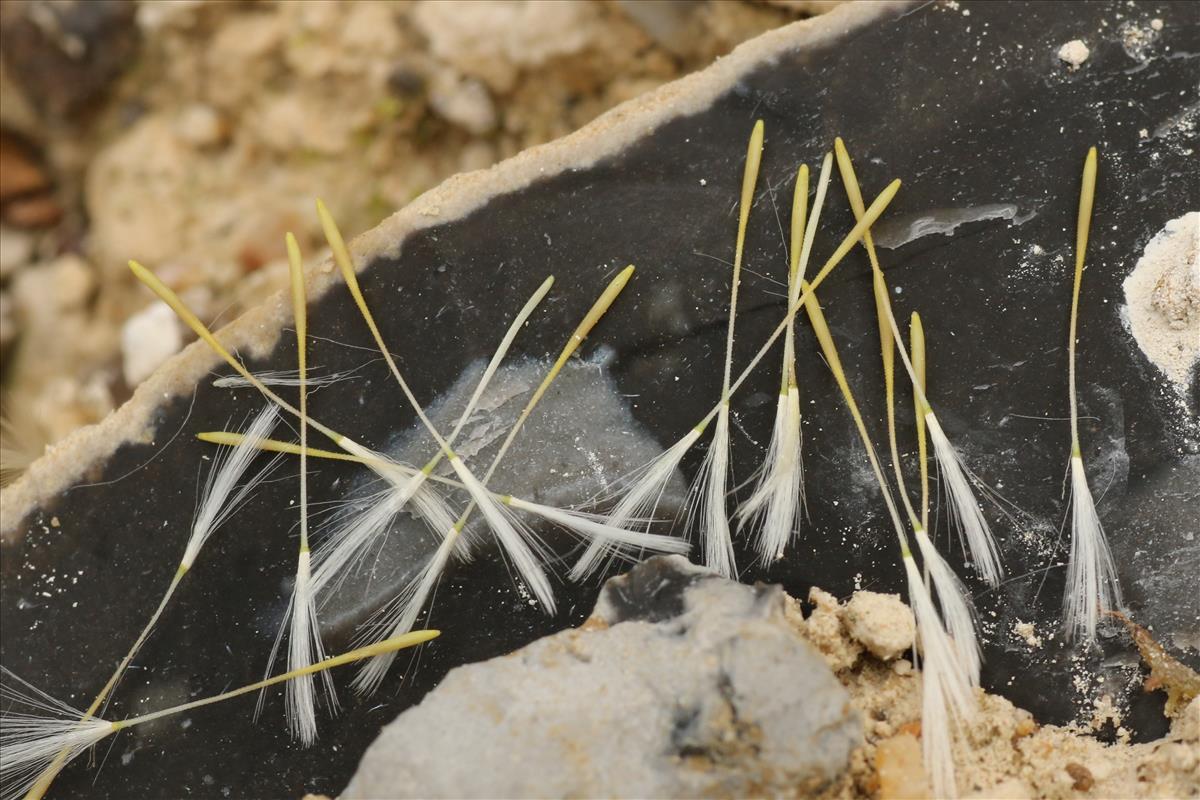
<box><xmin>343</xmin><ymin>556</ymin><xmax>860</xmax><ymax>799</ymax></box>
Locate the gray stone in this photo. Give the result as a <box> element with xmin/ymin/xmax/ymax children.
<box><xmin>342</xmin><ymin>556</ymin><xmax>861</xmax><ymax>799</ymax></box>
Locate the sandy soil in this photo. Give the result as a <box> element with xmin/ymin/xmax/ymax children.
<box><xmin>794</xmin><ymin>587</ymin><xmax>1200</xmax><ymax>800</ymax></box>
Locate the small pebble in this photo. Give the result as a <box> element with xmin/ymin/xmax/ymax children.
<box><xmin>1065</xmin><ymin>762</ymin><xmax>1094</xmax><ymax>792</ymax></box>
<box><xmin>122</xmin><ymin>301</ymin><xmax>184</xmax><ymax>386</ymax></box>
<box><xmin>174</xmin><ymin>104</ymin><xmax>227</xmax><ymax>147</ymax></box>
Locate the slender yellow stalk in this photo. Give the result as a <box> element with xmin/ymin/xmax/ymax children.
<box><xmin>829</xmin><ymin>140</ymin><xmax>930</xmax><ymax>412</ymax></box>
<box><xmin>1068</xmin><ymin>147</ymin><xmax>1097</xmax><ymax>457</ymax></box>
<box><xmin>113</xmin><ymin>631</ymin><xmax>439</xmax><ymax>730</ymax></box>
<box><xmin>316</xmin><ymin>199</ymin><xmax>461</xmax><ymax>461</ymax></box>
<box><xmin>800</xmin><ymin>281</ymin><xmax>909</xmax><ymax>555</ymax></box>
<box><xmin>722</xmin><ymin>119</ymin><xmax>765</xmax><ymax>402</ymax></box>
<box><xmin>789</xmin><ymin>165</ymin><xmax>809</xmax><ymax>281</ymax></box>
<box><xmin>195</xmin><ymin>433</ymin><xmax>352</xmax><ymax>461</ymax></box>
<box><xmin>835</xmin><ymin>138</ymin><xmax>920</xmax><ymax>531</ymax></box>
<box><xmin>832</xmin><ymin>140</ymin><xmax>892</xmax><ymax>370</ymax></box>
<box><xmin>288</xmin><ymin>233</ymin><xmax>310</xmax><ymax>554</ymax></box>
<box><xmin>783</xmin><ymin>163</ymin><xmax>809</xmax><ymax>391</ymax></box>
<box><xmin>188</xmin><ymin>436</ymin><xmax>514</xmax><ymax>498</ymax></box>
<box><xmin>912</xmin><ymin>312</ymin><xmax>929</xmax><ymax>532</ymax></box>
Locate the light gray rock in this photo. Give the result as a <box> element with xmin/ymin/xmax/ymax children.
<box><xmin>342</xmin><ymin>556</ymin><xmax>861</xmax><ymax>799</ymax></box>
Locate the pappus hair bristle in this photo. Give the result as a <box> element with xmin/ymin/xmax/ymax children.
<box><xmin>688</xmin><ymin>404</ymin><xmax>736</xmax><ymax>577</ymax></box>
<box><xmin>0</xmin><ymin>401</ymin><xmax>45</xmax><ymax>489</ymax></box>
<box><xmin>505</xmin><ymin>496</ymin><xmax>689</xmax><ymax>559</ymax></box>
<box><xmin>922</xmin><ymin>413</ymin><xmax>1003</xmax><ymax>584</ymax></box>
<box><xmin>184</xmin><ymin>404</ymin><xmax>281</xmax><ymax>569</ymax></box>
<box><xmin>1063</xmin><ymin>455</ymin><xmax>1122</xmax><ymax>643</ymax></box>
<box><xmin>911</xmin><ymin>312</ymin><xmax>930</xmax><ymax>533</ymax></box>
<box><xmin>351</xmin><ymin>532</ymin><xmax>458</xmax><ymax>696</ymax></box>
<box><xmin>213</xmin><ymin>365</ymin><xmax>365</xmax><ymax>389</ymax></box>
<box><xmin>311</xmin><ymin>468</ymin><xmax>439</xmax><ymax>597</ymax></box>
<box><xmin>912</xmin><ymin>528</ymin><xmax>980</xmax><ymax>682</ymax></box>
<box><xmin>903</xmin><ymin>555</ymin><xmax>976</xmax><ymax>799</ymax></box>
<box><xmin>0</xmin><ymin>669</ymin><xmax>115</xmax><ymax>800</ymax></box>
<box><xmin>573</xmin><ymin>425</ymin><xmax>703</xmax><ymax>580</ymax></box>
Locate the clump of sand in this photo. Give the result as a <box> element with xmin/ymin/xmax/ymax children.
<box><xmin>1122</xmin><ymin>211</ymin><xmax>1199</xmax><ymax>392</ymax></box>
<box><xmin>1057</xmin><ymin>40</ymin><xmax>1090</xmax><ymax>70</ymax></box>
<box><xmin>842</xmin><ymin>589</ymin><xmax>915</xmax><ymax>662</ymax></box>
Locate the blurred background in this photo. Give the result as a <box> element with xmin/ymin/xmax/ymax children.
<box><xmin>0</xmin><ymin>0</ymin><xmax>839</xmax><ymax>485</ymax></box>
